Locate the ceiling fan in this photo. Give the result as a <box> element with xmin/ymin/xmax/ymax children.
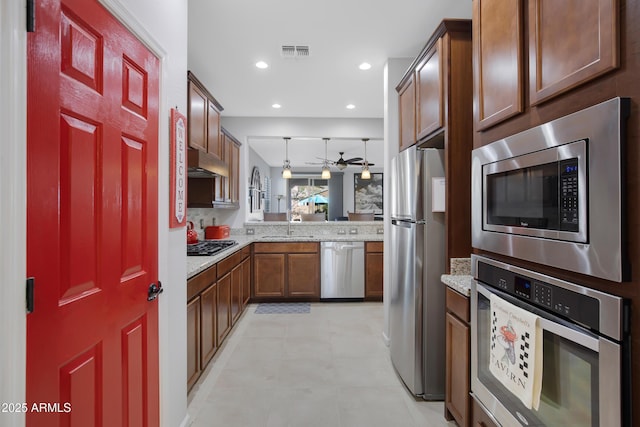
<box><xmin>305</xmin><ymin>138</ymin><xmax>375</xmax><ymax>169</ymax></box>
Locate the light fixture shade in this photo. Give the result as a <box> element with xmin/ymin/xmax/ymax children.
<box><xmin>321</xmin><ymin>165</ymin><xmax>331</xmax><ymax>179</ymax></box>
<box><xmin>336</xmin><ymin>163</ymin><xmax>347</xmax><ymax>171</ymax></box>
<box><xmin>360</xmin><ymin>138</ymin><xmax>371</xmax><ymax>179</ymax></box>
<box><xmin>361</xmin><ymin>164</ymin><xmax>371</xmax><ymax>179</ymax></box>
<box><xmin>282</xmin><ymin>137</ymin><xmax>292</xmax><ymax>179</ymax></box>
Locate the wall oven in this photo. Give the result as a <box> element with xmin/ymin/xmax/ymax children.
<box><xmin>471</xmin><ymin>97</ymin><xmax>630</xmax><ymax>282</ymax></box>
<box><xmin>471</xmin><ymin>255</ymin><xmax>630</xmax><ymax>427</ymax></box>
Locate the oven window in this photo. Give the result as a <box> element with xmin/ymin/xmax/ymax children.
<box><xmin>477</xmin><ymin>293</ymin><xmax>599</xmax><ymax>426</ymax></box>
<box><xmin>486</xmin><ymin>162</ymin><xmax>559</xmax><ymax>229</ymax></box>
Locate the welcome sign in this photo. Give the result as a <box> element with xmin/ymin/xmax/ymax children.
<box><xmin>170</xmin><ymin>108</ymin><xmax>187</xmax><ymax>228</ymax></box>
<box><xmin>489</xmin><ymin>294</ymin><xmax>543</xmax><ymax>410</ymax></box>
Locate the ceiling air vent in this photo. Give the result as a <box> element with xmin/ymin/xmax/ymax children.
<box><xmin>281</xmin><ymin>45</ymin><xmax>310</xmax><ymax>58</ymax></box>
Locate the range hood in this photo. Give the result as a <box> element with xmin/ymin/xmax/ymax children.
<box><xmin>187</xmin><ymin>148</ymin><xmax>229</xmax><ymax>178</ymax></box>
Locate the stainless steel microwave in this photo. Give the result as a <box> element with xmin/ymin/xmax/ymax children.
<box><xmin>471</xmin><ymin>97</ymin><xmax>630</xmax><ymax>282</ymax></box>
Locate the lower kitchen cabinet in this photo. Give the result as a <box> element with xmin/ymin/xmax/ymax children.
<box><xmin>200</xmin><ymin>283</ymin><xmax>218</xmax><ymax>368</ymax></box>
<box><xmin>288</xmin><ymin>253</ymin><xmax>320</xmax><ymax>297</ymax></box>
<box><xmin>217</xmin><ymin>272</ymin><xmax>231</xmax><ymax>343</ymax></box>
<box><xmin>365</xmin><ymin>241</ymin><xmax>384</xmax><ymax>300</ymax></box>
<box><xmin>253</xmin><ymin>253</ymin><xmax>286</xmax><ymax>297</ymax></box>
<box><xmin>230</xmin><ymin>263</ymin><xmax>243</xmax><ymax>324</ymax></box>
<box><xmin>241</xmin><ymin>257</ymin><xmax>251</xmax><ymax>307</ymax></box>
<box><xmin>445</xmin><ymin>287</ymin><xmax>470</xmax><ymax>427</ymax></box>
<box><xmin>252</xmin><ymin>242</ymin><xmax>320</xmax><ymax>300</ymax></box>
<box><xmin>186</xmin><ymin>246</ymin><xmax>251</xmax><ymax>393</ymax></box>
<box><xmin>186</xmin><ymin>296</ymin><xmax>201</xmax><ymax>392</ymax></box>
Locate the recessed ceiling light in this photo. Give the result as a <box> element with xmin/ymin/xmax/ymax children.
<box><xmin>359</xmin><ymin>62</ymin><xmax>372</xmax><ymax>70</ymax></box>
<box><xmin>255</xmin><ymin>61</ymin><xmax>269</xmax><ymax>69</ymax></box>
<box><xmin>272</xmin><ymin>103</ymin><xmax>281</xmax><ymax>109</ymax></box>
<box><xmin>346</xmin><ymin>104</ymin><xmax>356</xmax><ymax>110</ymax></box>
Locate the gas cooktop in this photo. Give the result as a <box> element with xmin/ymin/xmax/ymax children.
<box><xmin>187</xmin><ymin>240</ymin><xmax>238</xmax><ymax>256</ymax></box>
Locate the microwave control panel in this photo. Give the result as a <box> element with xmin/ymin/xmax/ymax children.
<box><xmin>559</xmin><ymin>158</ymin><xmax>580</xmax><ymax>231</ymax></box>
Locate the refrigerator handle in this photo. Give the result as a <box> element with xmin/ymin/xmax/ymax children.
<box><xmin>392</xmin><ymin>219</ymin><xmax>414</xmax><ymax>228</ymax></box>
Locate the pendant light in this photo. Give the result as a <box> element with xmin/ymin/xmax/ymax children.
<box><xmin>282</xmin><ymin>137</ymin><xmax>292</xmax><ymax>179</ymax></box>
<box><xmin>360</xmin><ymin>138</ymin><xmax>371</xmax><ymax>179</ymax></box>
<box><xmin>321</xmin><ymin>138</ymin><xmax>332</xmax><ymax>179</ymax></box>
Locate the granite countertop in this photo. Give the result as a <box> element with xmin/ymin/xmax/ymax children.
<box><xmin>441</xmin><ymin>274</ymin><xmax>472</xmax><ymax>297</ymax></box>
<box><xmin>187</xmin><ymin>234</ymin><xmax>383</xmax><ymax>279</ymax></box>
<box><xmin>441</xmin><ymin>257</ymin><xmax>472</xmax><ymax>297</ymax></box>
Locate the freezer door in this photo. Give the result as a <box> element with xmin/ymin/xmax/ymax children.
<box><xmin>389</xmin><ymin>219</ymin><xmax>424</xmax><ymax>395</ymax></box>
<box><xmin>391</xmin><ymin>146</ymin><xmax>423</xmax><ymax>220</ymax></box>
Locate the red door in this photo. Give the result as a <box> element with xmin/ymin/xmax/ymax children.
<box><xmin>26</xmin><ymin>0</ymin><xmax>160</xmax><ymax>425</ymax></box>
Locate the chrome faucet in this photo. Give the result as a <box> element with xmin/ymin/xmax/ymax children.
<box><xmin>287</xmin><ymin>210</ymin><xmax>292</xmax><ymax>235</ymax></box>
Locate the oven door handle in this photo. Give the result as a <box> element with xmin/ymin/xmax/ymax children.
<box><xmin>475</xmin><ymin>281</ymin><xmax>600</xmax><ymax>352</ymax></box>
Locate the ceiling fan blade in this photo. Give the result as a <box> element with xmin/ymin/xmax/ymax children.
<box><xmin>305</xmin><ymin>161</ymin><xmax>325</xmax><ymax>165</ymax></box>
<box><xmin>344</xmin><ymin>157</ymin><xmax>363</xmax><ymax>163</ymax></box>
<box><xmin>350</xmin><ymin>161</ymin><xmax>375</xmax><ymax>166</ymax></box>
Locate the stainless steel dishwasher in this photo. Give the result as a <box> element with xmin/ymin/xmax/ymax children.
<box><xmin>320</xmin><ymin>241</ymin><xmax>365</xmax><ymax>299</ymax></box>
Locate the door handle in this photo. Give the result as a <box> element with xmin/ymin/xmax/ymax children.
<box><xmin>147</xmin><ymin>282</ymin><xmax>163</xmax><ymax>301</ymax></box>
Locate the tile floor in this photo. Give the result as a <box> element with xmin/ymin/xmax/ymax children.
<box><xmin>187</xmin><ymin>302</ymin><xmax>457</xmax><ymax>427</ymax></box>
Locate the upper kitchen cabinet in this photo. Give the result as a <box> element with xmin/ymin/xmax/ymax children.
<box><xmin>473</xmin><ymin>0</ymin><xmax>619</xmax><ymax>130</ymax></box>
<box><xmin>473</xmin><ymin>0</ymin><xmax>523</xmax><ymax>130</ymax></box>
<box><xmin>397</xmin><ymin>19</ymin><xmax>473</xmax><ymax>268</ymax></box>
<box><xmin>397</xmin><ymin>20</ymin><xmax>472</xmax><ymax>151</ymax></box>
<box><xmin>214</xmin><ymin>128</ymin><xmax>240</xmax><ymax>207</ymax></box>
<box><xmin>416</xmin><ymin>39</ymin><xmax>443</xmax><ymax>141</ymax></box>
<box><xmin>187</xmin><ymin>71</ymin><xmax>241</xmax><ymax>209</ymax></box>
<box><xmin>188</xmin><ymin>71</ymin><xmax>223</xmax><ymax>157</ymax></box>
<box><xmin>398</xmin><ymin>74</ymin><xmax>416</xmax><ymax>151</ymax></box>
<box><xmin>528</xmin><ymin>0</ymin><xmax>619</xmax><ymax>105</ymax></box>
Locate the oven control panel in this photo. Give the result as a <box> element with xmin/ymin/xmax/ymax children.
<box><xmin>477</xmin><ymin>261</ymin><xmax>599</xmax><ymax>331</ymax></box>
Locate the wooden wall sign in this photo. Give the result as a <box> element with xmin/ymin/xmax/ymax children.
<box><xmin>170</xmin><ymin>108</ymin><xmax>187</xmax><ymax>228</ymax></box>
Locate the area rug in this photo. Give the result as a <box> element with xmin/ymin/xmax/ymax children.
<box><xmin>254</xmin><ymin>302</ymin><xmax>311</xmax><ymax>314</ymax></box>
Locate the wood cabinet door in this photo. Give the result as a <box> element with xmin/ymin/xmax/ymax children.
<box><xmin>253</xmin><ymin>253</ymin><xmax>286</xmax><ymax>298</ymax></box>
<box><xmin>287</xmin><ymin>253</ymin><xmax>320</xmax><ymax>298</ymax></box>
<box><xmin>528</xmin><ymin>0</ymin><xmax>619</xmax><ymax>105</ymax></box>
<box><xmin>186</xmin><ymin>297</ymin><xmax>201</xmax><ymax>392</ymax></box>
<box><xmin>445</xmin><ymin>312</ymin><xmax>470</xmax><ymax>427</ymax></box>
<box><xmin>230</xmin><ymin>264</ymin><xmax>243</xmax><ymax>324</ymax></box>
<box><xmin>473</xmin><ymin>0</ymin><xmax>523</xmax><ymax>130</ymax></box>
<box><xmin>242</xmin><ymin>257</ymin><xmax>251</xmax><ymax>307</ymax></box>
<box><xmin>398</xmin><ymin>74</ymin><xmax>416</xmax><ymax>151</ymax></box>
<box><xmin>188</xmin><ymin>81</ymin><xmax>208</xmax><ymax>152</ymax></box>
<box><xmin>365</xmin><ymin>252</ymin><xmax>384</xmax><ymax>299</ymax></box>
<box><xmin>214</xmin><ymin>134</ymin><xmax>225</xmax><ymax>202</ymax></box>
<box><xmin>217</xmin><ymin>273</ymin><xmax>232</xmax><ymax>343</ymax></box>
<box><xmin>416</xmin><ymin>39</ymin><xmax>444</xmax><ymax>141</ymax></box>
<box><xmin>200</xmin><ymin>284</ymin><xmax>217</xmax><ymax>368</ymax></box>
<box><xmin>207</xmin><ymin>101</ymin><xmax>221</xmax><ymax>158</ymax></box>
<box><xmin>231</xmin><ymin>142</ymin><xmax>240</xmax><ymax>203</ymax></box>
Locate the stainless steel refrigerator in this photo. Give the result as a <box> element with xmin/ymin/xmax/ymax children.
<box><xmin>389</xmin><ymin>146</ymin><xmax>446</xmax><ymax>399</ymax></box>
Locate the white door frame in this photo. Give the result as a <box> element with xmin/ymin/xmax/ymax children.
<box><xmin>0</xmin><ymin>1</ymin><xmax>179</xmax><ymax>426</ymax></box>
<box><xmin>0</xmin><ymin>1</ymin><xmax>28</xmax><ymax>426</ymax></box>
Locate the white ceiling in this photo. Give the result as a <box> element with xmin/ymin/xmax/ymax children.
<box><xmin>187</xmin><ymin>0</ymin><xmax>472</xmax><ymax>166</ymax></box>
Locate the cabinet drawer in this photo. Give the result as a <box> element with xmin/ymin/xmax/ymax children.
<box><xmin>365</xmin><ymin>241</ymin><xmax>383</xmax><ymax>253</ymax></box>
<box><xmin>187</xmin><ymin>264</ymin><xmax>217</xmax><ymax>301</ymax></box>
<box><xmin>241</xmin><ymin>245</ymin><xmax>251</xmax><ymax>259</ymax></box>
<box><xmin>217</xmin><ymin>250</ymin><xmax>242</xmax><ymax>279</ymax></box>
<box><xmin>253</xmin><ymin>242</ymin><xmax>318</xmax><ymax>253</ymax></box>
<box><xmin>446</xmin><ymin>287</ymin><xmax>470</xmax><ymax>323</ymax></box>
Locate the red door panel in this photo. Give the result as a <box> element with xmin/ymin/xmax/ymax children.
<box><xmin>27</xmin><ymin>0</ymin><xmax>160</xmax><ymax>425</ymax></box>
